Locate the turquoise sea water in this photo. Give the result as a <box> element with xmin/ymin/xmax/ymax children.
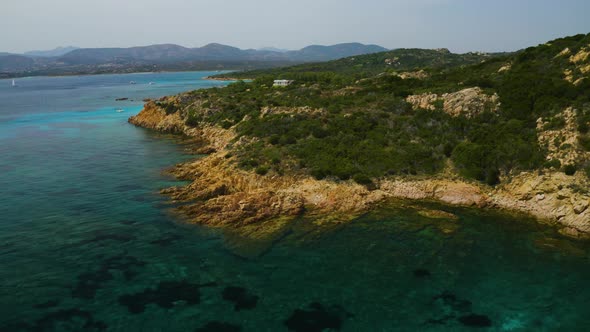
<box><xmin>1</xmin><ymin>72</ymin><xmax>590</xmax><ymax>331</ymax></box>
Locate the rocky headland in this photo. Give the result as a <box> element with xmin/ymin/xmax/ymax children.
<box><xmin>129</xmin><ymin>98</ymin><xmax>590</xmax><ymax>244</ymax></box>
<box><xmin>128</xmin><ymin>35</ymin><xmax>590</xmax><ymax>252</ymax></box>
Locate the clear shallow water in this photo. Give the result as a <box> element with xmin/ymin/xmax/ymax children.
<box><xmin>1</xmin><ymin>73</ymin><xmax>590</xmax><ymax>331</ymax></box>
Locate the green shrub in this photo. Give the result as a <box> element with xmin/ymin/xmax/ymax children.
<box><xmin>563</xmin><ymin>164</ymin><xmax>577</xmax><ymax>176</ymax></box>
<box><xmin>327</xmin><ymin>104</ymin><xmax>342</xmax><ymax>114</ymax></box>
<box><xmin>279</xmin><ymin>135</ymin><xmax>297</xmax><ymax>145</ymax></box>
<box><xmin>312</xmin><ymin>127</ymin><xmax>329</xmax><ymax>139</ymax></box>
<box><xmin>353</xmin><ymin>173</ymin><xmax>373</xmax><ymax>185</ymax></box>
<box><xmin>220</xmin><ymin>120</ymin><xmax>233</xmax><ymax>129</ymax></box>
<box><xmin>443</xmin><ymin>143</ymin><xmax>455</xmax><ymax>157</ymax></box>
<box><xmin>542</xmin><ymin>117</ymin><xmax>566</xmax><ymax>130</ymax></box>
<box><xmin>311</xmin><ymin>168</ymin><xmax>327</xmax><ymax>180</ymax></box>
<box><xmin>186</xmin><ymin>116</ymin><xmax>199</xmax><ymax>126</ymax></box>
<box><xmin>268</xmin><ymin>135</ymin><xmax>280</xmax><ymax>145</ymax></box>
<box><xmin>432</xmin><ymin>99</ymin><xmax>444</xmax><ymax>110</ymax></box>
<box><xmin>577</xmin><ymin>109</ymin><xmax>590</xmax><ymax>133</ymax></box>
<box><xmin>157</xmin><ymin>101</ymin><xmax>178</xmax><ymax>115</ymax></box>
<box><xmin>255</xmin><ymin>166</ymin><xmax>269</xmax><ymax>175</ymax></box>
<box><xmin>451</xmin><ymin>142</ymin><xmax>486</xmax><ymax>181</ymax></box>
<box><xmin>579</xmin><ymin>134</ymin><xmax>590</xmax><ymax>151</ymax></box>
<box><xmin>543</xmin><ymin>159</ymin><xmax>561</xmax><ymax>169</ymax></box>
<box><xmin>485</xmin><ymin>168</ymin><xmax>501</xmax><ymax>186</ymax></box>
<box><xmin>239</xmin><ymin>159</ymin><xmax>259</xmax><ymax>169</ymax></box>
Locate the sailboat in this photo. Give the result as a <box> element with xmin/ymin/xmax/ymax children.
<box><xmin>11</xmin><ymin>79</ymin><xmax>17</xmax><ymax>87</ymax></box>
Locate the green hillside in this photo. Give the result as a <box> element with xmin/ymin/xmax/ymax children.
<box><xmin>214</xmin><ymin>48</ymin><xmax>506</xmax><ymax>81</ymax></box>
<box><xmin>168</xmin><ymin>33</ymin><xmax>590</xmax><ymax>185</ymax></box>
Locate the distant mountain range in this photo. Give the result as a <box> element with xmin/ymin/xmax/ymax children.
<box><xmin>24</xmin><ymin>46</ymin><xmax>80</xmax><ymax>57</ymax></box>
<box><xmin>257</xmin><ymin>47</ymin><xmax>290</xmax><ymax>53</ymax></box>
<box><xmin>0</xmin><ymin>43</ymin><xmax>388</xmax><ymax>77</ymax></box>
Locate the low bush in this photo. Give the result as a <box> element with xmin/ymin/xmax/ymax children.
<box><xmin>255</xmin><ymin>166</ymin><xmax>269</xmax><ymax>175</ymax></box>
<box><xmin>563</xmin><ymin>164</ymin><xmax>577</xmax><ymax>176</ymax></box>
<box><xmin>579</xmin><ymin>134</ymin><xmax>590</xmax><ymax>151</ymax></box>
<box><xmin>543</xmin><ymin>159</ymin><xmax>561</xmax><ymax>169</ymax></box>
<box><xmin>353</xmin><ymin>173</ymin><xmax>373</xmax><ymax>185</ymax></box>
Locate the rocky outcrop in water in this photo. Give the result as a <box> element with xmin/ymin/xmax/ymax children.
<box><xmin>128</xmin><ymin>100</ymin><xmax>184</xmax><ymax>134</ymax></box>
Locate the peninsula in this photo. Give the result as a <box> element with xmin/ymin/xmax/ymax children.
<box><xmin>129</xmin><ymin>33</ymin><xmax>590</xmax><ymax>243</ymax></box>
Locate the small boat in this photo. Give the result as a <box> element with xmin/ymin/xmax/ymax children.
<box><xmin>116</xmin><ymin>109</ymin><xmax>125</xmax><ymax>113</ymax></box>
<box><xmin>11</xmin><ymin>79</ymin><xmax>17</xmax><ymax>87</ymax></box>
<box><xmin>129</xmin><ymin>81</ymin><xmax>137</xmax><ymax>85</ymax></box>
<box><xmin>148</xmin><ymin>82</ymin><xmax>155</xmax><ymax>85</ymax></box>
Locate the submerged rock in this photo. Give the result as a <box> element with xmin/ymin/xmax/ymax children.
<box><xmin>413</xmin><ymin>268</ymin><xmax>432</xmax><ymax>278</ymax></box>
<box><xmin>72</xmin><ymin>254</ymin><xmax>147</xmax><ymax>299</ymax></box>
<box><xmin>458</xmin><ymin>313</ymin><xmax>493</xmax><ymax>327</ymax></box>
<box><xmin>150</xmin><ymin>233</ymin><xmax>183</xmax><ymax>246</ymax></box>
<box><xmin>221</xmin><ymin>286</ymin><xmax>259</xmax><ymax>311</ymax></box>
<box><xmin>432</xmin><ymin>291</ymin><xmax>472</xmax><ymax>313</ymax></box>
<box><xmin>118</xmin><ymin>280</ymin><xmax>216</xmax><ymax>314</ymax></box>
<box><xmin>33</xmin><ymin>300</ymin><xmax>59</xmax><ymax>309</ymax></box>
<box><xmin>284</xmin><ymin>302</ymin><xmax>352</xmax><ymax>332</ymax></box>
<box><xmin>417</xmin><ymin>209</ymin><xmax>459</xmax><ymax>220</ymax></box>
<box><xmin>195</xmin><ymin>321</ymin><xmax>241</xmax><ymax>332</ymax></box>
<box><xmin>15</xmin><ymin>308</ymin><xmax>108</xmax><ymax>331</ymax></box>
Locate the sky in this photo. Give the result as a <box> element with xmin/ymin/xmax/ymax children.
<box><xmin>1</xmin><ymin>0</ymin><xmax>590</xmax><ymax>54</ymax></box>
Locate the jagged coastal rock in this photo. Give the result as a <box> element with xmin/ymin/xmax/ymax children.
<box><xmin>537</xmin><ymin>107</ymin><xmax>590</xmax><ymax>166</ymax></box>
<box><xmin>129</xmin><ymin>98</ymin><xmax>590</xmax><ymax>239</ymax></box>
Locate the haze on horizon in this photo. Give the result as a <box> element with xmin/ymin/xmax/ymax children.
<box><xmin>1</xmin><ymin>0</ymin><xmax>589</xmax><ymax>54</ymax></box>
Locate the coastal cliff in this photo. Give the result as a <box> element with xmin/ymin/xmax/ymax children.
<box><xmin>129</xmin><ymin>98</ymin><xmax>590</xmax><ymax>239</ymax></box>
<box><xmin>129</xmin><ymin>34</ymin><xmax>590</xmax><ymax>244</ymax></box>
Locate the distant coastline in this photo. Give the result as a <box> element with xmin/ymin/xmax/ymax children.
<box><xmin>0</xmin><ymin>42</ymin><xmax>388</xmax><ymax>80</ymax></box>
<box><xmin>0</xmin><ymin>69</ymin><xmax>237</xmax><ymax>81</ymax></box>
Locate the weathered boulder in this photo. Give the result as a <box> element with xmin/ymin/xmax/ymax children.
<box><xmin>406</xmin><ymin>87</ymin><xmax>500</xmax><ymax>118</ymax></box>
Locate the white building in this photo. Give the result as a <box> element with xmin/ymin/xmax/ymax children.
<box><xmin>273</xmin><ymin>79</ymin><xmax>294</xmax><ymax>87</ymax></box>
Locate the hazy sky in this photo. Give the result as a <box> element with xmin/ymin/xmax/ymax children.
<box><xmin>1</xmin><ymin>0</ymin><xmax>589</xmax><ymax>53</ymax></box>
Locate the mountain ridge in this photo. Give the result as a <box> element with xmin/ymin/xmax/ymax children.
<box><xmin>24</xmin><ymin>46</ymin><xmax>79</xmax><ymax>57</ymax></box>
<box><xmin>0</xmin><ymin>42</ymin><xmax>388</xmax><ymax>77</ymax></box>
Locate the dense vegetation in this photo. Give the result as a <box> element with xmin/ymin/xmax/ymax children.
<box><xmin>179</xmin><ymin>34</ymin><xmax>590</xmax><ymax>185</ymax></box>
<box><xmin>216</xmin><ymin>48</ymin><xmax>505</xmax><ymax>82</ymax></box>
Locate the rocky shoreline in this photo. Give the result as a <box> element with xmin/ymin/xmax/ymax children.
<box><xmin>129</xmin><ymin>100</ymin><xmax>590</xmax><ymax>243</ymax></box>
<box><xmin>203</xmin><ymin>76</ymin><xmax>242</xmax><ymax>81</ymax></box>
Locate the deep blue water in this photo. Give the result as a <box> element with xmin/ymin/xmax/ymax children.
<box><xmin>1</xmin><ymin>72</ymin><xmax>590</xmax><ymax>331</ymax></box>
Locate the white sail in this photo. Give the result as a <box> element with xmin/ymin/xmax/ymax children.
<box><xmin>12</xmin><ymin>79</ymin><xmax>16</xmax><ymax>87</ymax></box>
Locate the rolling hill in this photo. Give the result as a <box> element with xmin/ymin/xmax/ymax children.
<box><xmin>0</xmin><ymin>42</ymin><xmax>388</xmax><ymax>77</ymax></box>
